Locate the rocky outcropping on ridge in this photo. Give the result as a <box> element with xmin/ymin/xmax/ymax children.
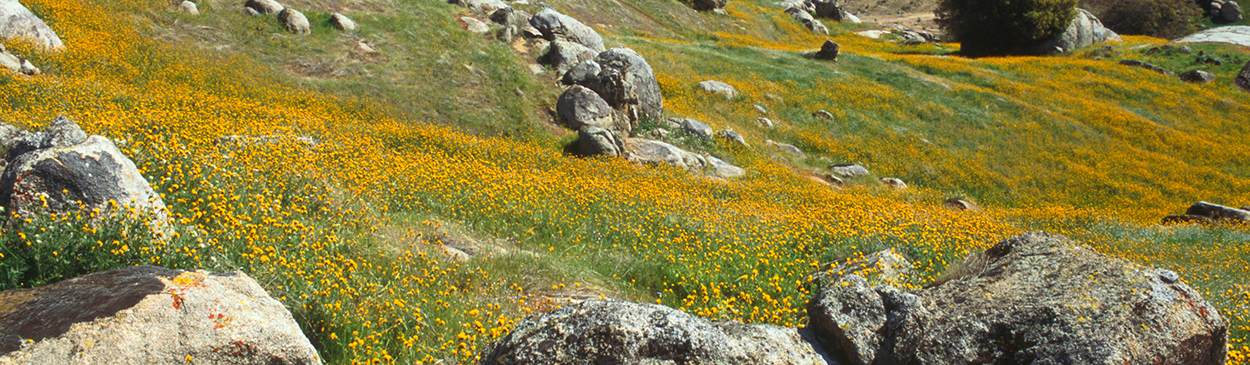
<box><xmin>483</xmin><ymin>232</ymin><xmax>1230</xmax><ymax>364</ymax></box>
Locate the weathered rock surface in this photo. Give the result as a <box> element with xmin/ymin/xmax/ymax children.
<box><xmin>1162</xmin><ymin>214</ymin><xmax>1215</xmax><ymax>225</ymax></box>
<box><xmin>1224</xmin><ymin>0</ymin><xmax>1243</xmax><ymax>22</ymax></box>
<box><xmin>706</xmin><ymin>155</ymin><xmax>745</xmax><ymax>178</ymax></box>
<box><xmin>814</xmin><ymin>40</ymin><xmax>839</xmax><ymax>60</ymax></box>
<box><xmin>1176</xmin><ymin>25</ymin><xmax>1250</xmax><ymax>47</ymax></box>
<box><xmin>943</xmin><ymin>198</ymin><xmax>977</xmax><ymax>211</ymax></box>
<box><xmin>717</xmin><ymin>129</ymin><xmax>749</xmax><ymax>148</ymax></box>
<box><xmin>0</xmin><ymin>266</ymin><xmax>321</xmax><ymax>364</ymax></box>
<box><xmin>0</xmin><ymin>0</ymin><xmax>64</xmax><ymax>50</ymax></box>
<box><xmin>529</xmin><ymin>9</ymin><xmax>604</xmax><ymax>52</ymax></box>
<box><xmin>807</xmin><ymin>275</ymin><xmax>884</xmax><ymax>365</ymax></box>
<box><xmin>462</xmin><ymin>16</ymin><xmax>490</xmax><ymax>34</ymax></box>
<box><xmin>698</xmin><ymin>80</ymin><xmax>736</xmax><ymax>99</ymax></box>
<box><xmin>480</xmin><ymin>300</ymin><xmax>831</xmax><ymax>365</ymax></box>
<box><xmin>449</xmin><ymin>0</ymin><xmax>507</xmax><ymax>13</ymax></box>
<box><xmin>874</xmin><ymin>232</ymin><xmax>1228</xmax><ymax>364</ymax></box>
<box><xmin>624</xmin><ymin>138</ymin><xmax>705</xmax><ymax>171</ymax></box>
<box><xmin>561</xmin><ymin>60</ymin><xmax>600</xmax><ymax>86</ymax></box>
<box><xmin>278</xmin><ymin>8</ymin><xmax>310</xmax><ymax>34</ymax></box>
<box><xmin>812</xmin><ymin>248</ymin><xmax>911</xmax><ymax>286</ymax></box>
<box><xmin>576</xmin><ymin>126</ymin><xmax>624</xmax><ymax>157</ymax></box>
<box><xmin>557</xmin><ymin>85</ymin><xmax>614</xmax><ymax>131</ymax></box>
<box><xmin>765</xmin><ymin>139</ymin><xmax>805</xmax><ymax>158</ymax></box>
<box><xmin>330</xmin><ymin>13</ymin><xmax>357</xmax><ymax>31</ymax></box>
<box><xmin>580</xmin><ymin>48</ymin><xmax>663</xmax><ymax>132</ymax></box>
<box><xmin>1185</xmin><ymin>201</ymin><xmax>1250</xmax><ymax>222</ymax></box>
<box><xmin>544</xmin><ymin>41</ymin><xmax>599</xmax><ymax>75</ymax></box>
<box><xmin>0</xmin><ymin>46</ymin><xmax>38</xmax><ymax>76</ymax></box>
<box><xmin>878</xmin><ymin>177</ymin><xmax>906</xmax><ymax>190</ymax></box>
<box><xmin>0</xmin><ymin>116</ymin><xmax>168</xmax><ymax>226</ymax></box>
<box><xmin>1033</xmin><ymin>8</ymin><xmax>1119</xmax><ymax>54</ymax></box>
<box><xmin>243</xmin><ymin>0</ymin><xmax>283</xmax><ymax>15</ymax></box>
<box><xmin>828</xmin><ymin>163</ymin><xmax>869</xmax><ymax>178</ymax></box>
<box><xmin>1179</xmin><ymin>69</ymin><xmax>1216</xmax><ymax>83</ymax></box>
<box><xmin>1237</xmin><ymin>60</ymin><xmax>1250</xmax><ymax>92</ymax></box>
<box><xmin>680</xmin><ymin>118</ymin><xmax>713</xmax><ymax>138</ymax></box>
<box><xmin>179</xmin><ymin>1</ymin><xmax>199</xmax><ymax>15</ymax></box>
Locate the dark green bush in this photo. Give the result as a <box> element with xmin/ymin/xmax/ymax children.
<box><xmin>937</xmin><ymin>0</ymin><xmax>1079</xmax><ymax>55</ymax></box>
<box><xmin>1087</xmin><ymin>0</ymin><xmax>1200</xmax><ymax>39</ymax></box>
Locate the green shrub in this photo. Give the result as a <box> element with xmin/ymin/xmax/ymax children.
<box><xmin>937</xmin><ymin>0</ymin><xmax>1079</xmax><ymax>55</ymax></box>
<box><xmin>1088</xmin><ymin>0</ymin><xmax>1200</xmax><ymax>39</ymax></box>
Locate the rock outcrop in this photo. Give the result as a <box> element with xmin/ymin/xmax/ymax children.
<box><xmin>1032</xmin><ymin>8</ymin><xmax>1120</xmax><ymax>54</ymax></box>
<box><xmin>1182</xmin><ymin>201</ymin><xmax>1250</xmax><ymax>223</ymax></box>
<box><xmin>0</xmin><ymin>0</ymin><xmax>64</xmax><ymax>50</ymax></box>
<box><xmin>244</xmin><ymin>0</ymin><xmax>283</xmax><ymax>15</ymax></box>
<box><xmin>1179</xmin><ymin>69</ymin><xmax>1216</xmax><ymax>83</ymax></box>
<box><xmin>576</xmin><ymin>126</ymin><xmax>624</xmax><ymax>157</ymax></box>
<box><xmin>557</xmin><ymin>85</ymin><xmax>614</xmax><ymax>131</ymax></box>
<box><xmin>813</xmin><ymin>40</ymin><xmax>839</xmax><ymax>61</ymax></box>
<box><xmin>0</xmin><ymin>116</ymin><xmax>168</xmax><ymax>227</ymax></box>
<box><xmin>0</xmin><ymin>266</ymin><xmax>321</xmax><ymax>364</ymax></box>
<box><xmin>278</xmin><ymin>8</ymin><xmax>310</xmax><ymax>34</ymax></box>
<box><xmin>544</xmin><ymin>41</ymin><xmax>599</xmax><ymax>75</ymax></box>
<box><xmin>854</xmin><ymin>232</ymin><xmax>1229</xmax><ymax>364</ymax></box>
<box><xmin>577</xmin><ymin>48</ymin><xmax>663</xmax><ymax>133</ymax></box>
<box><xmin>697</xmin><ymin>80</ymin><xmax>736</xmax><ymax>99</ymax></box>
<box><xmin>330</xmin><ymin>13</ymin><xmax>357</xmax><ymax>31</ymax></box>
<box><xmin>529</xmin><ymin>9</ymin><xmax>604</xmax><ymax>52</ymax></box>
<box><xmin>827</xmin><ymin>163</ymin><xmax>869</xmax><ymax>178</ymax></box>
<box><xmin>1224</xmin><ymin>0</ymin><xmax>1243</xmax><ymax>22</ymax></box>
<box><xmin>1237</xmin><ymin>60</ymin><xmax>1250</xmax><ymax>92</ymax></box>
<box><xmin>480</xmin><ymin>300</ymin><xmax>831</xmax><ymax>364</ymax></box>
<box><xmin>623</xmin><ymin>138</ymin><xmax>706</xmax><ymax>171</ymax></box>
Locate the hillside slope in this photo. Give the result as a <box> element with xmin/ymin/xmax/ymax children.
<box><xmin>0</xmin><ymin>0</ymin><xmax>1247</xmax><ymax>362</ymax></box>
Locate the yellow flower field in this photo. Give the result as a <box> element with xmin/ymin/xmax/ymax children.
<box><xmin>0</xmin><ymin>0</ymin><xmax>1244</xmax><ymax>363</ymax></box>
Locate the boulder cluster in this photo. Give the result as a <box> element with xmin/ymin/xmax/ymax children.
<box><xmin>481</xmin><ymin>232</ymin><xmax>1230</xmax><ymax>364</ymax></box>
<box><xmin>241</xmin><ymin>0</ymin><xmax>356</xmax><ymax>34</ymax></box>
<box><xmin>781</xmin><ymin>0</ymin><xmax>859</xmax><ymax>35</ymax></box>
<box><xmin>1204</xmin><ymin>0</ymin><xmax>1244</xmax><ymax>22</ymax></box>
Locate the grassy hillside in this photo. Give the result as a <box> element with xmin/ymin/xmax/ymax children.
<box><xmin>0</xmin><ymin>0</ymin><xmax>1247</xmax><ymax>363</ymax></box>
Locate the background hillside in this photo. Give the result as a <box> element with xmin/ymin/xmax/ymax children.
<box><xmin>0</xmin><ymin>0</ymin><xmax>1247</xmax><ymax>362</ymax></box>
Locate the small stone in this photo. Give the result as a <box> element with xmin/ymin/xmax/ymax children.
<box><xmin>828</xmin><ymin>163</ymin><xmax>869</xmax><ymax>178</ymax></box>
<box><xmin>753</xmin><ymin>104</ymin><xmax>767</xmax><ymax>115</ymax></box>
<box><xmin>697</xmin><ymin>80</ymin><xmax>736</xmax><ymax>99</ymax></box>
<box><xmin>814</xmin><ymin>40</ymin><xmax>839</xmax><ymax>60</ymax></box>
<box><xmin>330</xmin><ymin>13</ymin><xmax>357</xmax><ymax>31</ymax></box>
<box><xmin>812</xmin><ymin>109</ymin><xmax>834</xmax><ymax>120</ymax></box>
<box><xmin>755</xmin><ymin>117</ymin><xmax>774</xmax><ymax>128</ymax></box>
<box><xmin>179</xmin><ymin>1</ymin><xmax>199</xmax><ymax>15</ymax></box>
<box><xmin>1178</xmin><ymin>70</ymin><xmax>1215</xmax><ymax>84</ymax></box>
<box><xmin>879</xmin><ymin>177</ymin><xmax>907</xmax><ymax>190</ymax></box>
<box><xmin>462</xmin><ymin>17</ymin><xmax>490</xmax><ymax>34</ymax></box>
<box><xmin>716</xmin><ymin>129</ymin><xmax>749</xmax><ymax>148</ymax></box>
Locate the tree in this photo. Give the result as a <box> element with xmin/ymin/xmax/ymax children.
<box><xmin>937</xmin><ymin>0</ymin><xmax>1079</xmax><ymax>55</ymax></box>
<box><xmin>1090</xmin><ymin>0</ymin><xmax>1200</xmax><ymax>39</ymax></box>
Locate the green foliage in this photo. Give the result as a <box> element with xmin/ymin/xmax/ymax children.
<box><xmin>936</xmin><ymin>0</ymin><xmax>1079</xmax><ymax>55</ymax></box>
<box><xmin>1090</xmin><ymin>0</ymin><xmax>1201</xmax><ymax>39</ymax></box>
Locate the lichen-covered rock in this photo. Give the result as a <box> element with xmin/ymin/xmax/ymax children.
<box><xmin>243</xmin><ymin>0</ymin><xmax>283</xmax><ymax>15</ymax></box>
<box><xmin>576</xmin><ymin>126</ymin><xmax>624</xmax><ymax>157</ymax></box>
<box><xmin>529</xmin><ymin>9</ymin><xmax>604</xmax><ymax>52</ymax></box>
<box><xmin>278</xmin><ymin>8</ymin><xmax>310</xmax><ymax>34</ymax></box>
<box><xmin>880</xmin><ymin>232</ymin><xmax>1228</xmax><ymax>364</ymax></box>
<box><xmin>0</xmin><ymin>0</ymin><xmax>64</xmax><ymax>50</ymax></box>
<box><xmin>557</xmin><ymin>85</ymin><xmax>614</xmax><ymax>131</ymax></box>
<box><xmin>330</xmin><ymin>13</ymin><xmax>357</xmax><ymax>31</ymax></box>
<box><xmin>807</xmin><ymin>274</ymin><xmax>885</xmax><ymax>365</ymax></box>
<box><xmin>544</xmin><ymin>41</ymin><xmax>599</xmax><ymax>75</ymax></box>
<box><xmin>624</xmin><ymin>138</ymin><xmax>705</xmax><ymax>171</ymax></box>
<box><xmin>698</xmin><ymin>80</ymin><xmax>736</xmax><ymax>99</ymax></box>
<box><xmin>0</xmin><ymin>116</ymin><xmax>168</xmax><ymax>228</ymax></box>
<box><xmin>580</xmin><ymin>48</ymin><xmax>663</xmax><ymax>133</ymax></box>
<box><xmin>480</xmin><ymin>300</ymin><xmax>831</xmax><ymax>365</ymax></box>
<box><xmin>828</xmin><ymin>163</ymin><xmax>869</xmax><ymax>178</ymax></box>
<box><xmin>0</xmin><ymin>266</ymin><xmax>321</xmax><ymax>364</ymax></box>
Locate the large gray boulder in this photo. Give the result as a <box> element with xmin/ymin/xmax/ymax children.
<box><xmin>1033</xmin><ymin>8</ymin><xmax>1120</xmax><ymax>54</ymax></box>
<box><xmin>0</xmin><ymin>0</ymin><xmax>64</xmax><ymax>50</ymax></box>
<box><xmin>623</xmin><ymin>138</ymin><xmax>705</xmax><ymax>171</ymax></box>
<box><xmin>560</xmin><ymin>60</ymin><xmax>600</xmax><ymax>86</ymax></box>
<box><xmin>1237</xmin><ymin>60</ymin><xmax>1250</xmax><ymax>92</ymax></box>
<box><xmin>581</xmin><ymin>48</ymin><xmax>664</xmax><ymax>133</ymax></box>
<box><xmin>557</xmin><ymin>85</ymin><xmax>615</xmax><ymax>131</ymax></box>
<box><xmin>806</xmin><ymin>275</ymin><xmax>885</xmax><ymax>365</ymax></box>
<box><xmin>697</xmin><ymin>80</ymin><xmax>737</xmax><ymax>99</ymax></box>
<box><xmin>243</xmin><ymin>0</ymin><xmax>283</xmax><ymax>15</ymax></box>
<box><xmin>278</xmin><ymin>8</ymin><xmax>310</xmax><ymax>34</ymax></box>
<box><xmin>1224</xmin><ymin>1</ymin><xmax>1243</xmax><ymax>22</ymax></box>
<box><xmin>827</xmin><ymin>163</ymin><xmax>869</xmax><ymax>178</ymax></box>
<box><xmin>480</xmin><ymin>300</ymin><xmax>831</xmax><ymax>364</ymax></box>
<box><xmin>576</xmin><ymin>126</ymin><xmax>624</xmax><ymax>157</ymax></box>
<box><xmin>529</xmin><ymin>9</ymin><xmax>604</xmax><ymax>52</ymax></box>
<box><xmin>870</xmin><ymin>232</ymin><xmax>1228</xmax><ymax>364</ymax></box>
<box><xmin>0</xmin><ymin>266</ymin><xmax>321</xmax><ymax>364</ymax></box>
<box><xmin>544</xmin><ymin>41</ymin><xmax>599</xmax><ymax>75</ymax></box>
<box><xmin>0</xmin><ymin>116</ymin><xmax>168</xmax><ymax>227</ymax></box>
<box><xmin>1185</xmin><ymin>201</ymin><xmax>1250</xmax><ymax>222</ymax></box>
